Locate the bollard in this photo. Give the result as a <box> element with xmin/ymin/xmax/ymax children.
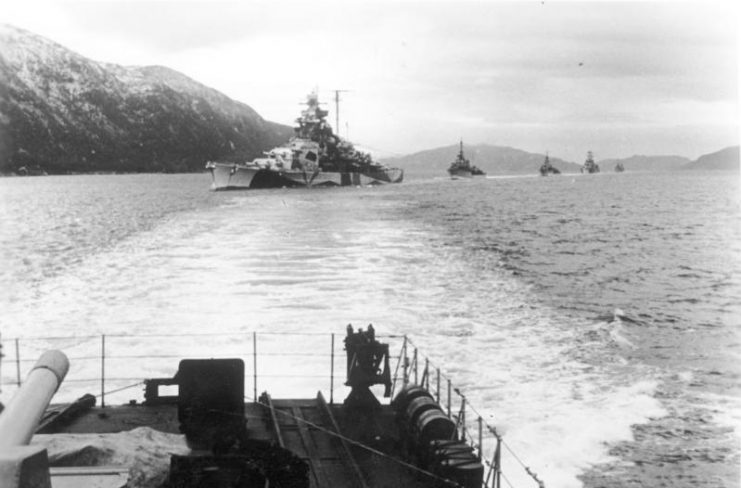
<box><xmin>0</xmin><ymin>350</ymin><xmax>69</xmax><ymax>448</ymax></box>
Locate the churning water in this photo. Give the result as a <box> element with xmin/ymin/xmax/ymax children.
<box><xmin>1</xmin><ymin>171</ymin><xmax>739</xmax><ymax>487</ymax></box>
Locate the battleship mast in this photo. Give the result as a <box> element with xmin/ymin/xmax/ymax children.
<box><xmin>333</xmin><ymin>89</ymin><xmax>349</xmax><ymax>138</ymax></box>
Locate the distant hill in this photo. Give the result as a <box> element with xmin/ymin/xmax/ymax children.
<box><xmin>0</xmin><ymin>24</ymin><xmax>293</xmax><ymax>174</ymax></box>
<box><xmin>682</xmin><ymin>146</ymin><xmax>739</xmax><ymax>171</ymax></box>
<box><xmin>598</xmin><ymin>154</ymin><xmax>690</xmax><ymax>172</ymax></box>
<box><xmin>381</xmin><ymin>144</ymin><xmax>582</xmax><ymax>178</ymax></box>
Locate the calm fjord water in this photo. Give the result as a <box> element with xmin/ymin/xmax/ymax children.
<box><xmin>1</xmin><ymin>171</ymin><xmax>739</xmax><ymax>487</ymax></box>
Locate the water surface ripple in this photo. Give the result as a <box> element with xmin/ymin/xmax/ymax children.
<box><xmin>0</xmin><ymin>171</ymin><xmax>738</xmax><ymax>488</ymax></box>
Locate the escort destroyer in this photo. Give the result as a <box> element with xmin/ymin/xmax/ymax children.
<box><xmin>539</xmin><ymin>154</ymin><xmax>561</xmax><ymax>176</ymax></box>
<box><xmin>447</xmin><ymin>141</ymin><xmax>485</xmax><ymax>179</ymax></box>
<box><xmin>581</xmin><ymin>151</ymin><xmax>600</xmax><ymax>174</ymax></box>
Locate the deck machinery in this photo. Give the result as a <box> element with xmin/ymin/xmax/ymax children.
<box><xmin>0</xmin><ymin>327</ymin><xmax>484</xmax><ymax>488</ymax></box>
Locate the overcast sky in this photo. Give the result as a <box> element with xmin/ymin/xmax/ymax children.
<box><xmin>3</xmin><ymin>1</ymin><xmax>739</xmax><ymax>161</ymax></box>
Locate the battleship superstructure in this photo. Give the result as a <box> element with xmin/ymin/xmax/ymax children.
<box><xmin>206</xmin><ymin>91</ymin><xmax>403</xmax><ymax>190</ymax></box>
<box><xmin>447</xmin><ymin>141</ymin><xmax>485</xmax><ymax>179</ymax></box>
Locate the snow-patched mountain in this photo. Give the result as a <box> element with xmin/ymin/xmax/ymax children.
<box><xmin>0</xmin><ymin>24</ymin><xmax>292</xmax><ymax>174</ymax></box>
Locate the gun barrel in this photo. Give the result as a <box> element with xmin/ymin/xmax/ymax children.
<box><xmin>0</xmin><ymin>350</ymin><xmax>69</xmax><ymax>447</ymax></box>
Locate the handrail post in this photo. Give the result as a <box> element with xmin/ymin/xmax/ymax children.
<box><xmin>15</xmin><ymin>338</ymin><xmax>21</xmax><ymax>387</ymax></box>
<box><xmin>447</xmin><ymin>378</ymin><xmax>451</xmax><ymax>417</ymax></box>
<box><xmin>495</xmin><ymin>435</ymin><xmax>502</xmax><ymax>488</ymax></box>
<box><xmin>484</xmin><ymin>435</ymin><xmax>497</xmax><ymax>488</ymax></box>
<box><xmin>330</xmin><ymin>333</ymin><xmax>335</xmax><ymax>405</ymax></box>
<box><xmin>424</xmin><ymin>358</ymin><xmax>429</xmax><ymax>389</ymax></box>
<box><xmin>413</xmin><ymin>348</ymin><xmax>418</xmax><ymax>384</ymax></box>
<box><xmin>460</xmin><ymin>396</ymin><xmax>467</xmax><ymax>442</ymax></box>
<box><xmin>101</xmin><ymin>334</ymin><xmax>106</xmax><ymax>408</ymax></box>
<box><xmin>477</xmin><ymin>416</ymin><xmax>483</xmax><ymax>461</ymax></box>
<box><xmin>436</xmin><ymin>368</ymin><xmax>440</xmax><ymax>403</ymax></box>
<box><xmin>402</xmin><ymin>336</ymin><xmax>408</xmax><ymax>387</ymax></box>
<box><xmin>253</xmin><ymin>332</ymin><xmax>258</xmax><ymax>401</ymax></box>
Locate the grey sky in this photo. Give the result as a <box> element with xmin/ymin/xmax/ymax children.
<box><xmin>4</xmin><ymin>1</ymin><xmax>739</xmax><ymax>161</ymax></box>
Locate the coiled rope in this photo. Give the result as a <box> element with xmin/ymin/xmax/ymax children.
<box><xmin>405</xmin><ymin>337</ymin><xmax>546</xmax><ymax>488</ymax></box>
<box><xmin>254</xmin><ymin>398</ymin><xmax>462</xmax><ymax>487</ymax></box>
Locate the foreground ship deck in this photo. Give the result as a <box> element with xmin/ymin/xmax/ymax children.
<box><xmin>43</xmin><ymin>397</ymin><xmax>434</xmax><ymax>488</ymax></box>
<box><xmin>0</xmin><ymin>327</ymin><xmax>544</xmax><ymax>488</ymax></box>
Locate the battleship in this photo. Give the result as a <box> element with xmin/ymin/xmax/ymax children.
<box><xmin>447</xmin><ymin>141</ymin><xmax>485</xmax><ymax>179</ymax></box>
<box><xmin>538</xmin><ymin>154</ymin><xmax>560</xmax><ymax>176</ymax></box>
<box><xmin>580</xmin><ymin>151</ymin><xmax>600</xmax><ymax>174</ymax></box>
<box><xmin>206</xmin><ymin>92</ymin><xmax>403</xmax><ymax>190</ymax></box>
<box><xmin>0</xmin><ymin>326</ymin><xmax>546</xmax><ymax>488</ymax></box>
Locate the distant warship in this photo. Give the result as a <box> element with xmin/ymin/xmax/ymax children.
<box><xmin>615</xmin><ymin>162</ymin><xmax>625</xmax><ymax>172</ymax></box>
<box><xmin>447</xmin><ymin>140</ymin><xmax>485</xmax><ymax>178</ymax></box>
<box><xmin>581</xmin><ymin>151</ymin><xmax>600</xmax><ymax>174</ymax></box>
<box><xmin>206</xmin><ymin>91</ymin><xmax>403</xmax><ymax>190</ymax></box>
<box><xmin>539</xmin><ymin>154</ymin><xmax>560</xmax><ymax>176</ymax></box>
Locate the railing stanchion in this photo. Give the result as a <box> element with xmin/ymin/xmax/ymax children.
<box><xmin>424</xmin><ymin>358</ymin><xmax>429</xmax><ymax>389</ymax></box>
<box><xmin>402</xmin><ymin>336</ymin><xmax>408</xmax><ymax>388</ymax></box>
<box><xmin>478</xmin><ymin>416</ymin><xmax>483</xmax><ymax>461</ymax></box>
<box><xmin>460</xmin><ymin>396</ymin><xmax>467</xmax><ymax>442</ymax></box>
<box><xmin>495</xmin><ymin>434</ymin><xmax>502</xmax><ymax>488</ymax></box>
<box><xmin>485</xmin><ymin>432</ymin><xmax>499</xmax><ymax>488</ymax></box>
<box><xmin>101</xmin><ymin>334</ymin><xmax>106</xmax><ymax>408</ymax></box>
<box><xmin>253</xmin><ymin>332</ymin><xmax>257</xmax><ymax>401</ymax></box>
<box><xmin>436</xmin><ymin>368</ymin><xmax>440</xmax><ymax>403</ymax></box>
<box><xmin>391</xmin><ymin>336</ymin><xmax>405</xmax><ymax>398</ymax></box>
<box><xmin>330</xmin><ymin>333</ymin><xmax>335</xmax><ymax>405</ymax></box>
<box><xmin>447</xmin><ymin>378</ymin><xmax>451</xmax><ymax>417</ymax></box>
<box><xmin>15</xmin><ymin>338</ymin><xmax>21</xmax><ymax>387</ymax></box>
<box><xmin>413</xmin><ymin>348</ymin><xmax>418</xmax><ymax>384</ymax></box>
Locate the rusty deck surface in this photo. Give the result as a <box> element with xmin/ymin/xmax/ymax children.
<box><xmin>40</xmin><ymin>395</ymin><xmax>430</xmax><ymax>488</ymax></box>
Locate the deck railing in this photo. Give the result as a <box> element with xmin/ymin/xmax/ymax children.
<box><xmin>0</xmin><ymin>331</ymin><xmax>543</xmax><ymax>488</ymax></box>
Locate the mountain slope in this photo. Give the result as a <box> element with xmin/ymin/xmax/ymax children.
<box><xmin>382</xmin><ymin>144</ymin><xmax>582</xmax><ymax>178</ymax></box>
<box><xmin>0</xmin><ymin>24</ymin><xmax>293</xmax><ymax>174</ymax></box>
<box><xmin>597</xmin><ymin>154</ymin><xmax>690</xmax><ymax>172</ymax></box>
<box><xmin>682</xmin><ymin>146</ymin><xmax>739</xmax><ymax>171</ymax></box>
